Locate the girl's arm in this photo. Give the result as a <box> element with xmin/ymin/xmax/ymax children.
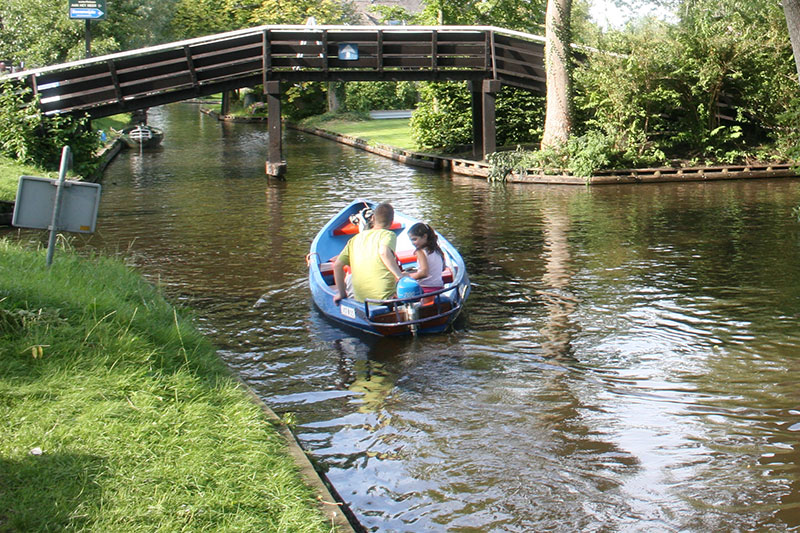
<box><xmin>409</xmin><ymin>249</ymin><xmax>429</xmax><ymax>280</ymax></box>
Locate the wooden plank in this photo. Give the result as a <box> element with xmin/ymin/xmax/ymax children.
<box><xmin>37</xmin><ymin>74</ymin><xmax>114</xmax><ymax>101</ymax></box>
<box><xmin>494</xmin><ymin>42</ymin><xmax>544</xmax><ymax>64</ymax></box>
<box><xmin>197</xmin><ymin>58</ymin><xmax>263</xmax><ymax>79</ymax></box>
<box><xmin>120</xmin><ymin>74</ymin><xmax>195</xmax><ymax>97</ymax></box>
<box><xmin>39</xmin><ymin>87</ymin><xmax>118</xmax><ymax>113</ymax></box>
<box><xmin>114</xmin><ymin>48</ymin><xmax>185</xmax><ymax>71</ymax></box>
<box><xmin>35</xmin><ymin>62</ymin><xmax>109</xmax><ymax>86</ymax></box>
<box><xmin>495</xmin><ymin>57</ymin><xmax>545</xmax><ymax>79</ymax></box>
<box><xmin>493</xmin><ymin>33</ymin><xmax>544</xmax><ymax>54</ymax></box>
<box><xmin>190</xmin><ymin>32</ymin><xmax>262</xmax><ymax>56</ymax></box>
<box><xmin>191</xmin><ymin>44</ymin><xmax>262</xmax><ymax>68</ymax></box>
<box><xmin>116</xmin><ymin>60</ymin><xmax>188</xmax><ymax>84</ymax></box>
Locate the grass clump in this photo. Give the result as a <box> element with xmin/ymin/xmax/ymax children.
<box><xmin>299</xmin><ymin>114</ymin><xmax>416</xmax><ymax>151</ymax></box>
<box><xmin>0</xmin><ymin>239</ymin><xmax>332</xmax><ymax>532</ymax></box>
<box><xmin>0</xmin><ymin>155</ymin><xmax>58</xmax><ymax>203</ymax></box>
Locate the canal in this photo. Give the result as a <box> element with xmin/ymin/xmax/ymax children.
<box><xmin>12</xmin><ymin>103</ymin><xmax>800</xmax><ymax>531</ymax></box>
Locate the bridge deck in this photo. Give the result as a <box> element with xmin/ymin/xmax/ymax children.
<box><xmin>4</xmin><ymin>25</ymin><xmax>545</xmax><ymax>119</ymax></box>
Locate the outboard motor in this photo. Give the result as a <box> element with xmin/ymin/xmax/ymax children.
<box><xmin>396</xmin><ymin>277</ymin><xmax>423</xmax><ymax>335</ymax></box>
<box><xmin>348</xmin><ymin>207</ymin><xmax>374</xmax><ymax>232</ymax></box>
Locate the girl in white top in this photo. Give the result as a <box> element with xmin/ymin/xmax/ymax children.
<box><xmin>407</xmin><ymin>222</ymin><xmax>444</xmax><ymax>293</ymax></box>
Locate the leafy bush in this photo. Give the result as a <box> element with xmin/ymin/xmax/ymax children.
<box><xmin>410</xmin><ymin>82</ymin><xmax>472</xmax><ymax>152</ymax></box>
<box><xmin>281</xmin><ymin>82</ymin><xmax>328</xmax><ymax>122</ymax></box>
<box><xmin>411</xmin><ymin>82</ymin><xmax>546</xmax><ymax>152</ymax></box>
<box><xmin>0</xmin><ymin>82</ymin><xmax>101</xmax><ymax>177</ymax></box>
<box><xmin>487</xmin><ymin>129</ymin><xmax>666</xmax><ymax>181</ymax></box>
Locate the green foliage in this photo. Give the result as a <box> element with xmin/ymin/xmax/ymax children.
<box><xmin>487</xmin><ymin>129</ymin><xmax>666</xmax><ymax>181</ymax></box>
<box><xmin>410</xmin><ymin>82</ymin><xmax>472</xmax><ymax>152</ymax></box>
<box><xmin>575</xmin><ymin>1</ymin><xmax>797</xmax><ymax>165</ymax></box>
<box><xmin>344</xmin><ymin>82</ymin><xmax>418</xmax><ymax>113</ymax></box>
<box><xmin>411</xmin><ymin>83</ymin><xmax>546</xmax><ymax>152</ymax></box>
<box><xmin>0</xmin><ymin>83</ymin><xmax>101</xmax><ymax>177</ymax></box>
<box><xmin>417</xmin><ymin>0</ymin><xmax>546</xmax><ymax>32</ymax></box>
<box><xmin>282</xmin><ymin>82</ymin><xmax>328</xmax><ymax>122</ymax></box>
<box><xmin>0</xmin><ymin>0</ymin><xmax>177</xmax><ymax>68</ymax></box>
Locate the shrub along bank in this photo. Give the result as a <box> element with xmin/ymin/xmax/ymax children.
<box><xmin>0</xmin><ymin>239</ymin><xmax>332</xmax><ymax>532</ymax></box>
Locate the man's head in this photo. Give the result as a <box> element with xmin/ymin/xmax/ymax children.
<box><xmin>373</xmin><ymin>203</ymin><xmax>394</xmax><ymax>229</ymax></box>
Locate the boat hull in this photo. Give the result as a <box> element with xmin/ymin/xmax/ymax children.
<box><xmin>120</xmin><ymin>125</ymin><xmax>164</xmax><ymax>149</ymax></box>
<box><xmin>308</xmin><ymin>199</ymin><xmax>470</xmax><ymax>337</ymax></box>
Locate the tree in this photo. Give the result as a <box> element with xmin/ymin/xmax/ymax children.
<box><xmin>541</xmin><ymin>0</ymin><xmax>573</xmax><ymax>148</ymax></box>
<box><xmin>783</xmin><ymin>0</ymin><xmax>800</xmax><ymax>82</ymax></box>
<box><xmin>0</xmin><ymin>0</ymin><xmax>177</xmax><ymax>68</ymax></box>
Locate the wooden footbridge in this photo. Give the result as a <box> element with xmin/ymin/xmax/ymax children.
<box><xmin>5</xmin><ymin>25</ymin><xmax>546</xmax><ymax>176</ymax></box>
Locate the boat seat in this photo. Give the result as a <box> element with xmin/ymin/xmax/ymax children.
<box><xmin>333</xmin><ymin>221</ymin><xmax>403</xmax><ymax>236</ymax></box>
<box><xmin>318</xmin><ymin>260</ymin><xmax>350</xmax><ymax>286</ymax></box>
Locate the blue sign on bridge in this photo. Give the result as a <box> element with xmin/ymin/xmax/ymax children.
<box><xmin>338</xmin><ymin>44</ymin><xmax>359</xmax><ymax>61</ymax></box>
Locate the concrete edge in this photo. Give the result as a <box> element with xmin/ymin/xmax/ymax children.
<box><xmin>232</xmin><ymin>376</ymin><xmax>362</xmax><ymax>533</ymax></box>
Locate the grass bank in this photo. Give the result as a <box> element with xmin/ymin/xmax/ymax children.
<box><xmin>0</xmin><ymin>239</ymin><xmax>333</xmax><ymax>532</ymax></box>
<box><xmin>299</xmin><ymin>114</ymin><xmax>415</xmax><ymax>151</ymax></box>
<box><xmin>0</xmin><ymin>114</ymin><xmax>131</xmax><ymax>203</ymax></box>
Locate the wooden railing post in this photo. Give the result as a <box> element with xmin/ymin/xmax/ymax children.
<box><xmin>264</xmin><ymin>80</ymin><xmax>287</xmax><ymax>178</ymax></box>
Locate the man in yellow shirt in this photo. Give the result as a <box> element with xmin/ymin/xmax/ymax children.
<box><xmin>333</xmin><ymin>203</ymin><xmax>406</xmax><ymax>303</ymax></box>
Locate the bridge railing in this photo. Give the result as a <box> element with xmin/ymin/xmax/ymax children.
<box><xmin>1</xmin><ymin>25</ymin><xmax>546</xmax><ymax>119</ymax></box>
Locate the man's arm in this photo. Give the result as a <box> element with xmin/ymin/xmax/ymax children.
<box><xmin>379</xmin><ymin>244</ymin><xmax>405</xmax><ymax>281</ymax></box>
<box><xmin>333</xmin><ymin>258</ymin><xmax>348</xmax><ymax>303</ymax></box>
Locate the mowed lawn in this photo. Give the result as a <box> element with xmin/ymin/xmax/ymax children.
<box><xmin>305</xmin><ymin>118</ymin><xmax>416</xmax><ymax>150</ymax></box>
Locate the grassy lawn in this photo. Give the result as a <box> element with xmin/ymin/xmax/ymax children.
<box><xmin>93</xmin><ymin>113</ymin><xmax>131</xmax><ymax>133</ymax></box>
<box><xmin>0</xmin><ymin>239</ymin><xmax>332</xmax><ymax>532</ymax></box>
<box><xmin>301</xmin><ymin>116</ymin><xmax>416</xmax><ymax>151</ymax></box>
<box><xmin>0</xmin><ymin>156</ymin><xmax>58</xmax><ymax>203</ymax></box>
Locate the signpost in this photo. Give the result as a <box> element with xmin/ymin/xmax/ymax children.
<box><xmin>12</xmin><ymin>147</ymin><xmax>102</xmax><ymax>266</ymax></box>
<box><xmin>69</xmin><ymin>0</ymin><xmax>106</xmax><ymax>58</ymax></box>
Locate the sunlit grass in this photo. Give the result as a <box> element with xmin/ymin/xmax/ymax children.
<box><xmin>0</xmin><ymin>156</ymin><xmax>58</xmax><ymax>203</ymax></box>
<box><xmin>0</xmin><ymin>239</ymin><xmax>331</xmax><ymax>532</ymax></box>
<box><xmin>302</xmin><ymin>116</ymin><xmax>416</xmax><ymax>150</ymax></box>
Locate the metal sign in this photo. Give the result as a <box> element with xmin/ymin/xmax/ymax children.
<box><xmin>13</xmin><ymin>176</ymin><xmax>101</xmax><ymax>233</ymax></box>
<box><xmin>338</xmin><ymin>44</ymin><xmax>359</xmax><ymax>61</ymax></box>
<box><xmin>69</xmin><ymin>0</ymin><xmax>106</xmax><ymax>19</ymax></box>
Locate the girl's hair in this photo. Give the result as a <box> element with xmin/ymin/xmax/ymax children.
<box><xmin>409</xmin><ymin>222</ymin><xmax>443</xmax><ymax>258</ymax></box>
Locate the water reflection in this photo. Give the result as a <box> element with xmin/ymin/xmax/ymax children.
<box><xmin>7</xmin><ymin>103</ymin><xmax>800</xmax><ymax>531</ymax></box>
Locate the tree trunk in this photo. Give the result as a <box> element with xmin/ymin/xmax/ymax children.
<box><xmin>783</xmin><ymin>0</ymin><xmax>800</xmax><ymax>83</ymax></box>
<box><xmin>541</xmin><ymin>0</ymin><xmax>573</xmax><ymax>149</ymax></box>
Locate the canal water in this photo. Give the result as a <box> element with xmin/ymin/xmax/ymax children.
<box><xmin>10</xmin><ymin>103</ymin><xmax>800</xmax><ymax>531</ymax></box>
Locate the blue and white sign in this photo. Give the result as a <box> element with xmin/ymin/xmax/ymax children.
<box><xmin>70</xmin><ymin>8</ymin><xmax>104</xmax><ymax>19</ymax></box>
<box><xmin>69</xmin><ymin>0</ymin><xmax>106</xmax><ymax>20</ymax></box>
<box><xmin>338</xmin><ymin>44</ymin><xmax>359</xmax><ymax>61</ymax></box>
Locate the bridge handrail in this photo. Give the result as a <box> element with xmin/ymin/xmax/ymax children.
<box><xmin>1</xmin><ymin>25</ymin><xmax>545</xmax><ymax>81</ymax></box>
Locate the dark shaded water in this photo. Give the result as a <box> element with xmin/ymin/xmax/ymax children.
<box><xmin>8</xmin><ymin>103</ymin><xmax>800</xmax><ymax>531</ymax></box>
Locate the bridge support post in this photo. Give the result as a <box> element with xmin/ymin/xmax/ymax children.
<box><xmin>470</xmin><ymin>81</ymin><xmax>483</xmax><ymax>160</ymax></box>
<box><xmin>481</xmin><ymin>80</ymin><xmax>500</xmax><ymax>160</ymax></box>
<box><xmin>470</xmin><ymin>80</ymin><xmax>500</xmax><ymax>161</ymax></box>
<box><xmin>265</xmin><ymin>81</ymin><xmax>287</xmax><ymax>178</ymax></box>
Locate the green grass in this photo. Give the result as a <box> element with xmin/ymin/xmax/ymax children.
<box><xmin>0</xmin><ymin>156</ymin><xmax>58</xmax><ymax>203</ymax></box>
<box><xmin>92</xmin><ymin>113</ymin><xmax>132</xmax><ymax>133</ymax></box>
<box><xmin>0</xmin><ymin>239</ymin><xmax>332</xmax><ymax>532</ymax></box>
<box><xmin>301</xmin><ymin>115</ymin><xmax>416</xmax><ymax>150</ymax></box>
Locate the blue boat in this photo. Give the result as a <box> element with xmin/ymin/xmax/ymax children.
<box><xmin>307</xmin><ymin>199</ymin><xmax>470</xmax><ymax>336</ymax></box>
